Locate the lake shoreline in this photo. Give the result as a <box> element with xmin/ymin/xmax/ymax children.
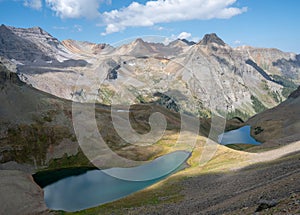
<box><xmin>36</xmin><ymin>150</ymin><xmax>191</xmax><ymax>212</ymax></box>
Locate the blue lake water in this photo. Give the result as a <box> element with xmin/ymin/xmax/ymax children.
<box><xmin>218</xmin><ymin>125</ymin><xmax>261</xmax><ymax>145</ymax></box>
<box><xmin>43</xmin><ymin>151</ymin><xmax>189</xmax><ymax>212</ymax></box>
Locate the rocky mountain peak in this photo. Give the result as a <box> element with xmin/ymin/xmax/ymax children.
<box><xmin>198</xmin><ymin>33</ymin><xmax>226</xmax><ymax>46</ymax></box>
<box><xmin>116</xmin><ymin>38</ymin><xmax>158</xmax><ymax>57</ymax></box>
<box><xmin>6</xmin><ymin>25</ymin><xmax>53</xmax><ymax>39</ymax></box>
<box><xmin>128</xmin><ymin>38</ymin><xmax>151</xmax><ymax>49</ymax></box>
<box><xmin>0</xmin><ymin>25</ymin><xmax>72</xmax><ymax>63</ymax></box>
<box><xmin>133</xmin><ymin>38</ymin><xmax>146</xmax><ymax>44</ymax></box>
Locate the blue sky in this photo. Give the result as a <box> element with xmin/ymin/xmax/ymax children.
<box><xmin>0</xmin><ymin>0</ymin><xmax>299</xmax><ymax>53</ymax></box>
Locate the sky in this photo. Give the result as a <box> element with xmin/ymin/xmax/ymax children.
<box><xmin>0</xmin><ymin>0</ymin><xmax>299</xmax><ymax>53</ymax></box>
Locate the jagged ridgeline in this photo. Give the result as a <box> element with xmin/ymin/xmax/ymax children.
<box><xmin>0</xmin><ymin>24</ymin><xmax>299</xmax><ymax>120</ymax></box>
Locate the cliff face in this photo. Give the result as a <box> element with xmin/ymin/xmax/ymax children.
<box><xmin>0</xmin><ymin>25</ymin><xmax>299</xmax><ymax>117</ymax></box>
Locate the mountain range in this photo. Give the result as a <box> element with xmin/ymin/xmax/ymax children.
<box><xmin>1</xmin><ymin>24</ymin><xmax>299</xmax><ymax>118</ymax></box>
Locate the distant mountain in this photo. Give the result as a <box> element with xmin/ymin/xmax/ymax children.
<box><xmin>114</xmin><ymin>38</ymin><xmax>189</xmax><ymax>57</ymax></box>
<box><xmin>62</xmin><ymin>39</ymin><xmax>115</xmax><ymax>56</ymax></box>
<box><xmin>0</xmin><ymin>24</ymin><xmax>299</xmax><ymax>117</ymax></box>
<box><xmin>167</xmin><ymin>39</ymin><xmax>195</xmax><ymax>53</ymax></box>
<box><xmin>167</xmin><ymin>38</ymin><xmax>196</xmax><ymax>47</ymax></box>
<box><xmin>115</xmin><ymin>38</ymin><xmax>158</xmax><ymax>57</ymax></box>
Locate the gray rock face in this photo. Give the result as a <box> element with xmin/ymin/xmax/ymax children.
<box><xmin>0</xmin><ymin>170</ymin><xmax>48</xmax><ymax>215</ymax></box>
<box><xmin>0</xmin><ymin>24</ymin><xmax>51</xmax><ymax>62</ymax></box>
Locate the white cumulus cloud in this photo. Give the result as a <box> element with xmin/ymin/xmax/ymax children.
<box><xmin>178</xmin><ymin>32</ymin><xmax>192</xmax><ymax>40</ymax></box>
<box><xmin>23</xmin><ymin>0</ymin><xmax>42</xmax><ymax>10</ymax></box>
<box><xmin>45</xmin><ymin>0</ymin><xmax>101</xmax><ymax>19</ymax></box>
<box><xmin>101</xmin><ymin>0</ymin><xmax>247</xmax><ymax>35</ymax></box>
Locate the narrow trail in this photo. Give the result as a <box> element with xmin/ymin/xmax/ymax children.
<box><xmin>249</xmin><ymin>140</ymin><xmax>300</xmax><ymax>163</ymax></box>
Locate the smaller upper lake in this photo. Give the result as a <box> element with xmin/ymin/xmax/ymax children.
<box><xmin>218</xmin><ymin>125</ymin><xmax>261</xmax><ymax>145</ymax></box>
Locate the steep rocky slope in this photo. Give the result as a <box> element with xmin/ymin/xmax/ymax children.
<box><xmin>0</xmin><ymin>61</ymin><xmax>79</xmax><ymax>169</ymax></box>
<box><xmin>246</xmin><ymin>86</ymin><xmax>300</xmax><ymax>150</ymax></box>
